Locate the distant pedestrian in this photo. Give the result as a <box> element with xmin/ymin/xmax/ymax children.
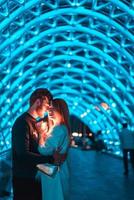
<box><xmin>119</xmin><ymin>123</ymin><xmax>134</xmax><ymax>175</ymax></box>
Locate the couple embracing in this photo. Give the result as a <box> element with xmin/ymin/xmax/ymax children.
<box><xmin>12</xmin><ymin>88</ymin><xmax>71</xmax><ymax>200</ymax></box>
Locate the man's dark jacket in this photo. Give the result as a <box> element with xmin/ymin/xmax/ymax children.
<box><xmin>12</xmin><ymin>112</ymin><xmax>53</xmax><ymax>179</ymax></box>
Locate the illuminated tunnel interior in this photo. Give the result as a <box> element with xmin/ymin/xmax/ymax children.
<box><xmin>0</xmin><ymin>0</ymin><xmax>134</xmax><ymax>157</ymax></box>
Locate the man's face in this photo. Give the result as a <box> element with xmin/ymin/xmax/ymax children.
<box><xmin>36</xmin><ymin>97</ymin><xmax>50</xmax><ymax>117</ymax></box>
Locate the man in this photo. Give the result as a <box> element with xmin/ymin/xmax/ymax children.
<box><xmin>12</xmin><ymin>88</ymin><xmax>66</xmax><ymax>200</ymax></box>
<box><xmin>119</xmin><ymin>122</ymin><xmax>134</xmax><ymax>175</ymax></box>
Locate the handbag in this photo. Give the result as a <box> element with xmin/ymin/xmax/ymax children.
<box><xmin>37</xmin><ymin>163</ymin><xmax>59</xmax><ymax>177</ymax></box>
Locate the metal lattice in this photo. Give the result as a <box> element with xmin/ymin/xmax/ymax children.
<box><xmin>0</xmin><ymin>0</ymin><xmax>134</xmax><ymax>154</ymax></box>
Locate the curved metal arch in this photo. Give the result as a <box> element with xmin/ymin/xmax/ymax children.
<box><xmin>1</xmin><ymin>6</ymin><xmax>134</xmax><ymax>41</ymax></box>
<box><xmin>0</xmin><ymin>58</ymin><xmax>131</xmax><ymax>122</ymax></box>
<box><xmin>0</xmin><ymin>0</ymin><xmax>39</xmax><ymax>31</ymax></box>
<box><xmin>1</xmin><ymin>75</ymin><xmax>116</xmax><ymax>126</ymax></box>
<box><xmin>1</xmin><ymin>74</ymin><xmax>117</xmax><ymax>131</ymax></box>
<box><xmin>2</xmin><ymin>41</ymin><xmax>133</xmax><ymax>105</ymax></box>
<box><xmin>1</xmin><ymin>21</ymin><xmax>133</xmax><ymax>65</ymax></box>
<box><xmin>3</xmin><ymin>42</ymin><xmax>133</xmax><ymax>97</ymax></box>
<box><xmin>1</xmin><ymin>55</ymin><xmax>132</xmax><ymax>122</ymax></box>
<box><xmin>1</xmin><ymin>37</ymin><xmax>132</xmax><ymax>86</ymax></box>
<box><xmin>110</xmin><ymin>0</ymin><xmax>134</xmax><ymax>17</ymax></box>
<box><xmin>6</xmin><ymin>52</ymin><xmax>134</xmax><ymax>105</ymax></box>
<box><xmin>0</xmin><ymin>55</ymin><xmax>131</xmax><ymax>122</ymax></box>
<box><xmin>1</xmin><ymin>90</ymin><xmax>94</xmax><ymax>131</ymax></box>
<box><xmin>71</xmin><ymin>111</ymin><xmax>100</xmax><ymax>133</ymax></box>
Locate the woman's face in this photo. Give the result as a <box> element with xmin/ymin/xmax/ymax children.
<box><xmin>48</xmin><ymin>108</ymin><xmax>62</xmax><ymax>124</ymax></box>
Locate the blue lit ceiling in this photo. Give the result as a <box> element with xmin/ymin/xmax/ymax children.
<box><xmin>0</xmin><ymin>0</ymin><xmax>134</xmax><ymax>153</ymax></box>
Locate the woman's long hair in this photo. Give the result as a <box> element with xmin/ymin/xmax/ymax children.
<box><xmin>52</xmin><ymin>98</ymin><xmax>71</xmax><ymax>136</ymax></box>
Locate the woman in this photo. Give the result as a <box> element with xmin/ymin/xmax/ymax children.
<box><xmin>37</xmin><ymin>98</ymin><xmax>70</xmax><ymax>200</ymax></box>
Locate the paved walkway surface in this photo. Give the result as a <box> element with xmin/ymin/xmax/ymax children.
<box><xmin>69</xmin><ymin>148</ymin><xmax>134</xmax><ymax>200</ymax></box>
<box><xmin>1</xmin><ymin>148</ymin><xmax>134</xmax><ymax>200</ymax></box>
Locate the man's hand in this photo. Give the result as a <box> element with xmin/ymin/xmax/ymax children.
<box><xmin>53</xmin><ymin>149</ymin><xmax>67</xmax><ymax>166</ymax></box>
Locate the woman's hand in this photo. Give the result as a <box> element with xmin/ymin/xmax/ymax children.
<box><xmin>35</xmin><ymin>121</ymin><xmax>49</xmax><ymax>145</ymax></box>
<box><xmin>35</xmin><ymin>121</ymin><xmax>48</xmax><ymax>135</ymax></box>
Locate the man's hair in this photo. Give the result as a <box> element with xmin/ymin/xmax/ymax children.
<box><xmin>29</xmin><ymin>88</ymin><xmax>53</xmax><ymax>106</ymax></box>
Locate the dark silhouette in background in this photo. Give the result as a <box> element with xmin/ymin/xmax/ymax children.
<box><xmin>119</xmin><ymin>123</ymin><xmax>134</xmax><ymax>175</ymax></box>
<box><xmin>94</xmin><ymin>130</ymin><xmax>106</xmax><ymax>152</ymax></box>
